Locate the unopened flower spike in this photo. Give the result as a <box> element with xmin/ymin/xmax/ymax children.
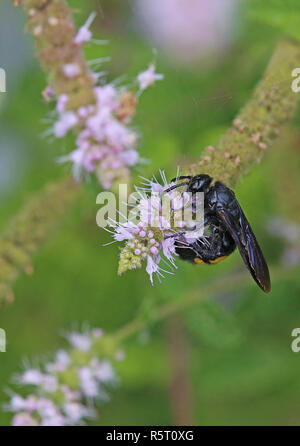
<box><xmin>109</xmin><ymin>171</ymin><xmax>204</xmax><ymax>284</ymax></box>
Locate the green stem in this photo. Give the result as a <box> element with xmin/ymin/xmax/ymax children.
<box><xmin>190</xmin><ymin>39</ymin><xmax>300</xmax><ymax>187</ymax></box>
<box><xmin>113</xmin><ymin>265</ymin><xmax>294</xmax><ymax>344</ymax></box>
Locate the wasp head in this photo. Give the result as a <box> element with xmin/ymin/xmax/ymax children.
<box><xmin>188</xmin><ymin>174</ymin><xmax>212</xmax><ymax>193</ymax></box>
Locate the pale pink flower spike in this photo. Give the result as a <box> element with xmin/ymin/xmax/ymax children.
<box><xmin>5</xmin><ymin>328</ymin><xmax>117</xmax><ymax>426</ymax></box>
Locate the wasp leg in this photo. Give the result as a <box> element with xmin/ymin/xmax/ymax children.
<box><xmin>164</xmin><ymin>225</ymin><xmax>198</xmax><ymax>242</ymax></box>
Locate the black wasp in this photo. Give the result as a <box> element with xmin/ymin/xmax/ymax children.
<box><xmin>165</xmin><ymin>174</ymin><xmax>271</xmax><ymax>293</ymax></box>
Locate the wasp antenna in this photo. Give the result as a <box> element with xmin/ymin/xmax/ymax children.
<box><xmin>164</xmin><ymin>181</ymin><xmax>189</xmax><ymax>194</ymax></box>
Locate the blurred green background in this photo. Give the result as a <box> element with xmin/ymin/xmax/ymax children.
<box><xmin>0</xmin><ymin>0</ymin><xmax>300</xmax><ymax>426</ymax></box>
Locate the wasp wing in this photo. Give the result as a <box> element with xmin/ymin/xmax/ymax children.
<box><xmin>217</xmin><ymin>203</ymin><xmax>271</xmax><ymax>293</ymax></box>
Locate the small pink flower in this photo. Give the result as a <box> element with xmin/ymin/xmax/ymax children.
<box><xmin>146</xmin><ymin>255</ymin><xmax>160</xmax><ymax>284</ymax></box>
<box><xmin>78</xmin><ymin>367</ymin><xmax>99</xmax><ymax>398</ymax></box>
<box><xmin>12</xmin><ymin>412</ymin><xmax>38</xmax><ymax>426</ymax></box>
<box><xmin>41</xmin><ymin>375</ymin><xmax>58</xmax><ymax>393</ymax></box>
<box><xmin>75</xmin><ymin>27</ymin><xmax>92</xmax><ymax>44</ymax></box>
<box><xmin>25</xmin><ymin>396</ymin><xmax>38</xmax><ymax>413</ymax></box>
<box><xmin>86</xmin><ymin>109</ymin><xmax>111</xmax><ymax>140</ymax></box>
<box><xmin>92</xmin><ymin>328</ymin><xmax>103</xmax><ymax>338</ymax></box>
<box><xmin>94</xmin><ymin>85</ymin><xmax>119</xmax><ymax>110</ymax></box>
<box><xmin>91</xmin><ymin>360</ymin><xmax>115</xmax><ymax>382</ymax></box>
<box><xmin>77</xmin><ymin>107</ymin><xmax>88</xmax><ymax>118</ymax></box>
<box><xmin>54</xmin><ymin>112</ymin><xmax>78</xmax><ymax>138</ymax></box>
<box><xmin>56</xmin><ymin>94</ymin><xmax>68</xmax><ymax>114</ymax></box>
<box><xmin>63</xmin><ymin>63</ymin><xmax>81</xmax><ymax>78</ymax></box>
<box><xmin>63</xmin><ymin>402</ymin><xmax>90</xmax><ymax>423</ymax></box>
<box><xmin>67</xmin><ymin>332</ymin><xmax>92</xmax><ymax>352</ymax></box>
<box><xmin>19</xmin><ymin>369</ymin><xmax>43</xmax><ymax>386</ymax></box>
<box><xmin>74</xmin><ymin>12</ymin><xmax>96</xmax><ymax>44</ymax></box>
<box><xmin>137</xmin><ymin>64</ymin><xmax>164</xmax><ymax>91</ymax></box>
<box><xmin>119</xmin><ymin>149</ymin><xmax>139</xmax><ymax>166</ymax></box>
<box><xmin>114</xmin><ymin>226</ymin><xmax>135</xmax><ymax>242</ymax></box>
<box><xmin>9</xmin><ymin>395</ymin><xmax>27</xmax><ymax>412</ymax></box>
<box><xmin>35</xmin><ymin>398</ymin><xmax>58</xmax><ymax>420</ymax></box>
<box><xmin>46</xmin><ymin>350</ymin><xmax>71</xmax><ymax>373</ymax></box>
<box><xmin>103</xmin><ymin>119</ymin><xmax>131</xmax><ymax>147</ymax></box>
